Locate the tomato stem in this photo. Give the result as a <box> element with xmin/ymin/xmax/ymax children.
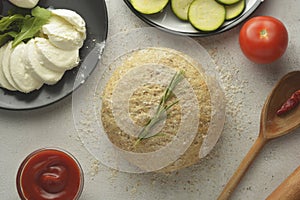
<box><xmin>260</xmin><ymin>29</ymin><xmax>268</xmax><ymax>39</ymax></box>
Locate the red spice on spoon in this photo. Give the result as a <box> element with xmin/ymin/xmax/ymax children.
<box><xmin>16</xmin><ymin>148</ymin><xmax>84</xmax><ymax>200</ymax></box>
<box><xmin>277</xmin><ymin>90</ymin><xmax>300</xmax><ymax>116</ymax></box>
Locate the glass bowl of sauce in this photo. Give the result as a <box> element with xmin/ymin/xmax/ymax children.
<box><xmin>16</xmin><ymin>148</ymin><xmax>84</xmax><ymax>200</ymax></box>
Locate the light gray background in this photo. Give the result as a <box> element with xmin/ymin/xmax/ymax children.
<box><xmin>1</xmin><ymin>0</ymin><xmax>300</xmax><ymax>199</ymax></box>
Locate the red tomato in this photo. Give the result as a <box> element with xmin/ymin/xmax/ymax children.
<box><xmin>239</xmin><ymin>16</ymin><xmax>288</xmax><ymax>64</ymax></box>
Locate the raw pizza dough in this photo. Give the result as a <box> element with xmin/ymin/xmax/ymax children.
<box><xmin>100</xmin><ymin>47</ymin><xmax>224</xmax><ymax>172</ymax></box>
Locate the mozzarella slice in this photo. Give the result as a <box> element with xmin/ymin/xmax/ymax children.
<box><xmin>2</xmin><ymin>42</ymin><xmax>21</xmax><ymax>91</ymax></box>
<box><xmin>10</xmin><ymin>42</ymin><xmax>43</xmax><ymax>93</ymax></box>
<box><xmin>34</xmin><ymin>37</ymin><xmax>80</xmax><ymax>72</ymax></box>
<box><xmin>42</xmin><ymin>16</ymin><xmax>84</xmax><ymax>50</ymax></box>
<box><xmin>0</xmin><ymin>44</ymin><xmax>16</xmax><ymax>91</ymax></box>
<box><xmin>50</xmin><ymin>9</ymin><xmax>86</xmax><ymax>34</ymax></box>
<box><xmin>26</xmin><ymin>40</ymin><xmax>65</xmax><ymax>85</ymax></box>
<box><xmin>8</xmin><ymin>0</ymin><xmax>39</xmax><ymax>8</ymax></box>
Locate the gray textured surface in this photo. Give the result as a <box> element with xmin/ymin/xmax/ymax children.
<box><xmin>1</xmin><ymin>0</ymin><xmax>300</xmax><ymax>199</ymax></box>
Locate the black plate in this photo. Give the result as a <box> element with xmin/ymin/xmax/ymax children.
<box><xmin>123</xmin><ymin>0</ymin><xmax>263</xmax><ymax>36</ymax></box>
<box><xmin>0</xmin><ymin>0</ymin><xmax>108</xmax><ymax>110</ymax></box>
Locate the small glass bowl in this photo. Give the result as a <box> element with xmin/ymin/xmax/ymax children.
<box><xmin>16</xmin><ymin>148</ymin><xmax>84</xmax><ymax>200</ymax></box>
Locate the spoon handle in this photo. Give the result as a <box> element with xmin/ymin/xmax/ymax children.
<box><xmin>217</xmin><ymin>134</ymin><xmax>267</xmax><ymax>200</ymax></box>
<box><xmin>266</xmin><ymin>165</ymin><xmax>300</xmax><ymax>200</ymax></box>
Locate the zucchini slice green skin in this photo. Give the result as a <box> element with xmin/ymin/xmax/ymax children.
<box><xmin>188</xmin><ymin>0</ymin><xmax>226</xmax><ymax>32</ymax></box>
<box><xmin>129</xmin><ymin>0</ymin><xmax>247</xmax><ymax>33</ymax></box>
<box><xmin>130</xmin><ymin>0</ymin><xmax>170</xmax><ymax>15</ymax></box>
<box><xmin>225</xmin><ymin>0</ymin><xmax>245</xmax><ymax>20</ymax></box>
<box><xmin>171</xmin><ymin>0</ymin><xmax>194</xmax><ymax>21</ymax></box>
<box><xmin>216</xmin><ymin>0</ymin><xmax>240</xmax><ymax>5</ymax></box>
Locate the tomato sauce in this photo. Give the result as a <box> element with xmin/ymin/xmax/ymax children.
<box><xmin>16</xmin><ymin>148</ymin><xmax>84</xmax><ymax>200</ymax></box>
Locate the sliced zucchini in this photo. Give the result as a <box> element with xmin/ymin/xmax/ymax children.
<box><xmin>216</xmin><ymin>0</ymin><xmax>240</xmax><ymax>5</ymax></box>
<box><xmin>130</xmin><ymin>0</ymin><xmax>169</xmax><ymax>15</ymax></box>
<box><xmin>171</xmin><ymin>0</ymin><xmax>194</xmax><ymax>21</ymax></box>
<box><xmin>188</xmin><ymin>0</ymin><xmax>225</xmax><ymax>32</ymax></box>
<box><xmin>225</xmin><ymin>0</ymin><xmax>245</xmax><ymax>20</ymax></box>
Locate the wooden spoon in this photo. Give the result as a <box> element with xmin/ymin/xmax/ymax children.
<box><xmin>266</xmin><ymin>164</ymin><xmax>300</xmax><ymax>200</ymax></box>
<box><xmin>217</xmin><ymin>71</ymin><xmax>300</xmax><ymax>200</ymax></box>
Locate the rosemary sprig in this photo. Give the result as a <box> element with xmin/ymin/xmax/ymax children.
<box><xmin>134</xmin><ymin>70</ymin><xmax>185</xmax><ymax>146</ymax></box>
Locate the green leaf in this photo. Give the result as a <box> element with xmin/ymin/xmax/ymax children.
<box><xmin>0</xmin><ymin>6</ymin><xmax>51</xmax><ymax>48</ymax></box>
<box><xmin>12</xmin><ymin>17</ymin><xmax>35</xmax><ymax>47</ymax></box>
<box><xmin>135</xmin><ymin>70</ymin><xmax>185</xmax><ymax>145</ymax></box>
<box><xmin>12</xmin><ymin>7</ymin><xmax>51</xmax><ymax>47</ymax></box>
<box><xmin>0</xmin><ymin>14</ymin><xmax>25</xmax><ymax>32</ymax></box>
<box><xmin>31</xmin><ymin>6</ymin><xmax>52</xmax><ymax>20</ymax></box>
<box><xmin>0</xmin><ymin>31</ymin><xmax>18</xmax><ymax>46</ymax></box>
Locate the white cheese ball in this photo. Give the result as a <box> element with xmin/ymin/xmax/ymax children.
<box><xmin>8</xmin><ymin>0</ymin><xmax>39</xmax><ymax>8</ymax></box>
